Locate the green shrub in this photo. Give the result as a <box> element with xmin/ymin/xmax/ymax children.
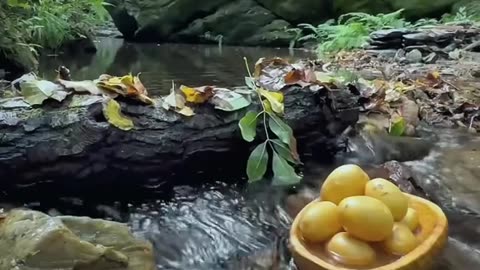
<box><xmin>1</xmin><ymin>0</ymin><xmax>110</xmax><ymax>72</ymax></box>
<box><xmin>288</xmin><ymin>7</ymin><xmax>479</xmax><ymax>58</ymax></box>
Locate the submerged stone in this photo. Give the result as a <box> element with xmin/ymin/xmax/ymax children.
<box><xmin>0</xmin><ymin>209</ymin><xmax>155</xmax><ymax>270</ymax></box>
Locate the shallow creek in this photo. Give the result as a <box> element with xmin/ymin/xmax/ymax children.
<box><xmin>4</xmin><ymin>39</ymin><xmax>480</xmax><ymax>269</ymax></box>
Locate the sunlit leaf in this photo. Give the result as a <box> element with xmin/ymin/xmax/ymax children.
<box><xmin>239</xmin><ymin>111</ymin><xmax>258</xmax><ymax>142</ymax></box>
<box><xmin>259</xmin><ymin>89</ymin><xmax>284</xmax><ymax>114</ymax></box>
<box><xmin>272</xmin><ymin>151</ymin><xmax>301</xmax><ymax>186</ymax></box>
<box><xmin>102</xmin><ymin>99</ymin><xmax>134</xmax><ymax>131</ymax></box>
<box><xmin>390</xmin><ymin>117</ymin><xmax>406</xmax><ymax>136</ymax></box>
<box><xmin>180</xmin><ymin>85</ymin><xmax>214</xmax><ymax>104</ymax></box>
<box><xmin>210</xmin><ymin>88</ymin><xmax>251</xmax><ymax>111</ymax></box>
<box><xmin>246</xmin><ymin>142</ymin><xmax>269</xmax><ymax>182</ymax></box>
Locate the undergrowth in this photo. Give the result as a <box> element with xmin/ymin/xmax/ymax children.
<box><xmin>288</xmin><ymin>7</ymin><xmax>480</xmax><ymax>58</ymax></box>
<box><xmin>1</xmin><ymin>0</ymin><xmax>110</xmax><ymax>71</ymax></box>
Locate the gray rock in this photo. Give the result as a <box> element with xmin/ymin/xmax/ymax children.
<box><xmin>406</xmin><ymin>49</ymin><xmax>423</xmax><ymax>63</ymax></box>
<box><xmin>0</xmin><ymin>209</ymin><xmax>155</xmax><ymax>270</ymax></box>
<box><xmin>394</xmin><ymin>49</ymin><xmax>406</xmax><ymax>61</ymax></box>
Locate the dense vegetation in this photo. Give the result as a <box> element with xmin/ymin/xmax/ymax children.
<box><xmin>0</xmin><ymin>0</ymin><xmax>109</xmax><ymax>72</ymax></box>
<box><xmin>288</xmin><ymin>5</ymin><xmax>480</xmax><ymax>58</ymax></box>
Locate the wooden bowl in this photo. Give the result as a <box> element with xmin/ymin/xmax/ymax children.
<box><xmin>290</xmin><ymin>193</ymin><xmax>448</xmax><ymax>270</ymax></box>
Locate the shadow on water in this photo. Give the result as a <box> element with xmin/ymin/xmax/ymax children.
<box><xmin>13</xmin><ymin>40</ymin><xmax>480</xmax><ymax>269</ymax></box>
<box><xmin>39</xmin><ymin>38</ymin><xmax>314</xmax><ymax>96</ymax></box>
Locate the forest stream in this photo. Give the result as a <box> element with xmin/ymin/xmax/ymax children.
<box><xmin>1</xmin><ymin>38</ymin><xmax>479</xmax><ymax>269</ymax></box>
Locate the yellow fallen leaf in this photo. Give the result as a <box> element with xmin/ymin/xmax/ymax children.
<box><xmin>180</xmin><ymin>85</ymin><xmax>213</xmax><ymax>104</ymax></box>
<box><xmin>259</xmin><ymin>88</ymin><xmax>284</xmax><ymax>114</ymax></box>
<box><xmin>102</xmin><ymin>99</ymin><xmax>134</xmax><ymax>131</ymax></box>
<box><xmin>262</xmin><ymin>99</ymin><xmax>273</xmax><ymax>113</ymax></box>
<box><xmin>120</xmin><ymin>73</ymin><xmax>134</xmax><ymax>84</ymax></box>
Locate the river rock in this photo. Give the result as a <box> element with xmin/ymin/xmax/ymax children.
<box><xmin>0</xmin><ymin>209</ymin><xmax>155</xmax><ymax>270</ymax></box>
<box><xmin>406</xmin><ymin>49</ymin><xmax>423</xmax><ymax>63</ymax></box>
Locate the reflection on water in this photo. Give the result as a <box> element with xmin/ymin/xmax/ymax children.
<box><xmin>38</xmin><ymin>38</ymin><xmax>314</xmax><ymax>96</ymax></box>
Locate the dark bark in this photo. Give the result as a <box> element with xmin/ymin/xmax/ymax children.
<box><xmin>0</xmin><ymin>86</ymin><xmax>359</xmax><ymax>198</ymax></box>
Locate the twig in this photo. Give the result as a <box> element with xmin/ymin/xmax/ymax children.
<box><xmin>441</xmin><ymin>78</ymin><xmax>460</xmax><ymax>91</ymax></box>
<box><xmin>464</xmin><ymin>40</ymin><xmax>480</xmax><ymax>51</ymax></box>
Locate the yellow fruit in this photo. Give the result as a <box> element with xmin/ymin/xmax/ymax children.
<box><xmin>339</xmin><ymin>196</ymin><xmax>394</xmax><ymax>242</ymax></box>
<box><xmin>382</xmin><ymin>223</ymin><xmax>418</xmax><ymax>255</ymax></box>
<box><xmin>365</xmin><ymin>178</ymin><xmax>409</xmax><ymax>221</ymax></box>
<box><xmin>299</xmin><ymin>201</ymin><xmax>342</xmax><ymax>243</ymax></box>
<box><xmin>401</xmin><ymin>208</ymin><xmax>420</xmax><ymax>231</ymax></box>
<box><xmin>320</xmin><ymin>164</ymin><xmax>370</xmax><ymax>204</ymax></box>
<box><xmin>326</xmin><ymin>232</ymin><xmax>376</xmax><ymax>266</ymax></box>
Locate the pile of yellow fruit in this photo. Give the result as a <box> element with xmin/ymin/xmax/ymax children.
<box><xmin>299</xmin><ymin>164</ymin><xmax>421</xmax><ymax>267</ymax></box>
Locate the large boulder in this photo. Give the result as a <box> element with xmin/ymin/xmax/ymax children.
<box><xmin>107</xmin><ymin>0</ymin><xmax>458</xmax><ymax>46</ymax></box>
<box><xmin>256</xmin><ymin>0</ymin><xmax>332</xmax><ymax>25</ymax></box>
<box><xmin>0</xmin><ymin>209</ymin><xmax>155</xmax><ymax>270</ymax></box>
<box><xmin>107</xmin><ymin>0</ymin><xmax>295</xmax><ymax>45</ymax></box>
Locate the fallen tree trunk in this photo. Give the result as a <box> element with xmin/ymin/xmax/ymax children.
<box><xmin>0</xmin><ymin>86</ymin><xmax>359</xmax><ymax>197</ymax></box>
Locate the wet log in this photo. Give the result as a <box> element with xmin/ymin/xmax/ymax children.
<box><xmin>0</xmin><ymin>86</ymin><xmax>359</xmax><ymax>197</ymax></box>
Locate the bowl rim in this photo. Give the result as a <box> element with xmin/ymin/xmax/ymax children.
<box><xmin>289</xmin><ymin>193</ymin><xmax>448</xmax><ymax>270</ymax></box>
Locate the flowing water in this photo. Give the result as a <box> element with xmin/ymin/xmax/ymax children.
<box><xmin>10</xmin><ymin>39</ymin><xmax>480</xmax><ymax>269</ymax></box>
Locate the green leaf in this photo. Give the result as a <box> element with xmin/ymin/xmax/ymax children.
<box><xmin>102</xmin><ymin>99</ymin><xmax>134</xmax><ymax>131</ymax></box>
<box><xmin>271</xmin><ymin>151</ymin><xmax>301</xmax><ymax>186</ymax></box>
<box><xmin>268</xmin><ymin>114</ymin><xmax>293</xmax><ymax>145</ymax></box>
<box><xmin>246</xmin><ymin>142</ymin><xmax>269</xmax><ymax>182</ymax></box>
<box><xmin>269</xmin><ymin>114</ymin><xmax>301</xmax><ymax>163</ymax></box>
<box><xmin>245</xmin><ymin>77</ymin><xmax>256</xmax><ymax>90</ymax></box>
<box><xmin>390</xmin><ymin>117</ymin><xmax>406</xmax><ymax>136</ymax></box>
<box><xmin>239</xmin><ymin>111</ymin><xmax>258</xmax><ymax>142</ymax></box>
<box><xmin>271</xmin><ymin>139</ymin><xmax>297</xmax><ymax>164</ymax></box>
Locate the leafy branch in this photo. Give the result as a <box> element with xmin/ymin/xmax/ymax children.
<box><xmin>238</xmin><ymin>58</ymin><xmax>302</xmax><ymax>185</ymax></box>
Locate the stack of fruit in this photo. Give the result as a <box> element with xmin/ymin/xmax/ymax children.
<box><xmin>299</xmin><ymin>164</ymin><xmax>421</xmax><ymax>267</ymax></box>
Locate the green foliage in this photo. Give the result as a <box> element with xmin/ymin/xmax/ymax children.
<box><xmin>1</xmin><ymin>0</ymin><xmax>110</xmax><ymax>70</ymax></box>
<box><xmin>239</xmin><ymin>58</ymin><xmax>302</xmax><ymax>186</ymax></box>
<box><xmin>442</xmin><ymin>6</ymin><xmax>480</xmax><ymax>25</ymax></box>
<box><xmin>289</xmin><ymin>9</ymin><xmax>407</xmax><ymax>58</ymax></box>
<box><xmin>289</xmin><ymin>7</ymin><xmax>480</xmax><ymax>58</ymax></box>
